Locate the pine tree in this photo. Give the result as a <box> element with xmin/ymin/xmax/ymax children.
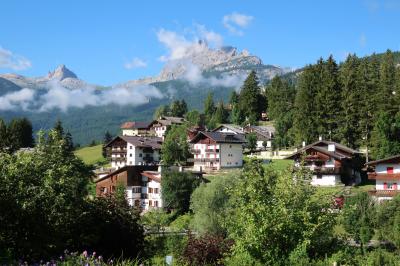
<box><xmin>64</xmin><ymin>131</ymin><xmax>74</xmax><ymax>153</ymax></box>
<box><xmin>212</xmin><ymin>101</ymin><xmax>229</xmax><ymax>125</ymax></box>
<box><xmin>238</xmin><ymin>71</ymin><xmax>263</xmax><ymax>122</ymax></box>
<box><xmin>371</xmin><ymin>111</ymin><xmax>400</xmax><ymax>159</ymax></box>
<box><xmin>204</xmin><ymin>92</ymin><xmax>216</xmax><ymax>128</ymax></box>
<box><xmin>315</xmin><ymin>56</ymin><xmax>341</xmax><ymax>141</ymax></box>
<box><xmin>378</xmin><ymin>50</ymin><xmax>397</xmax><ymax>114</ymax></box>
<box><xmin>293</xmin><ymin>65</ymin><xmax>319</xmax><ymax>145</ymax></box>
<box><xmin>102</xmin><ymin>131</ymin><xmax>113</xmax><ymax>158</ymax></box>
<box><xmin>339</xmin><ymin>54</ymin><xmax>361</xmax><ymax>148</ymax></box>
<box><xmin>0</xmin><ymin>118</ymin><xmax>8</xmax><ymax>151</ymax></box>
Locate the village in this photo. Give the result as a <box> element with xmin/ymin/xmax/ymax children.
<box><xmin>93</xmin><ymin>113</ymin><xmax>400</xmax><ymax>214</ymax></box>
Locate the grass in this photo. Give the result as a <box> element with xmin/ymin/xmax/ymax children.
<box><xmin>74</xmin><ymin>144</ymin><xmax>108</xmax><ymax>166</ymax></box>
<box><xmin>265</xmin><ymin>159</ymin><xmax>294</xmax><ymax>172</ymax></box>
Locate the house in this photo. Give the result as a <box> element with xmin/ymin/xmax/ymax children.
<box><xmin>286</xmin><ymin>140</ymin><xmax>363</xmax><ymax>186</ymax></box>
<box><xmin>105</xmin><ymin>136</ymin><xmax>162</xmax><ymax>169</ymax></box>
<box><xmin>212</xmin><ymin>124</ymin><xmax>245</xmax><ymax>135</ymax></box>
<box><xmin>243</xmin><ymin>125</ymin><xmax>275</xmax><ymax>149</ymax></box>
<box><xmin>120</xmin><ymin>121</ymin><xmax>154</xmax><ymax>136</ymax></box>
<box><xmin>366</xmin><ymin>155</ymin><xmax>400</xmax><ymax>200</ymax></box>
<box><xmin>189</xmin><ymin>131</ymin><xmax>247</xmax><ymax>171</ymax></box>
<box><xmin>150</xmin><ymin>116</ymin><xmax>185</xmax><ymax>139</ymax></box>
<box><xmin>95</xmin><ymin>165</ymin><xmax>161</xmax><ymax>210</ymax></box>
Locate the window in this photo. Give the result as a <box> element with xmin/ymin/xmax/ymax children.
<box><xmin>387</xmin><ymin>182</ymin><xmax>394</xmax><ymax>189</ymax></box>
<box><xmin>130</xmin><ymin>154</ymin><xmax>132</xmax><ymax>157</ymax></box>
<box><xmin>387</xmin><ymin>167</ymin><xmax>394</xmax><ymax>174</ymax></box>
<box><xmin>154</xmin><ymin>188</ymin><xmax>159</xmax><ymax>194</ymax></box>
<box><xmin>149</xmin><ymin>200</ymin><xmax>152</xmax><ymax>206</ymax></box>
<box><xmin>133</xmin><ymin>187</ymin><xmax>141</xmax><ymax>193</ymax></box>
<box><xmin>229</xmin><ymin>145</ymin><xmax>232</xmax><ymax>148</ymax></box>
<box><xmin>130</xmin><ymin>146</ymin><xmax>133</xmax><ymax>149</ymax></box>
<box><xmin>139</xmin><ymin>153</ymin><xmax>143</xmax><ymax>157</ymax></box>
<box><xmin>154</xmin><ymin>201</ymin><xmax>158</xmax><ymax>207</ymax></box>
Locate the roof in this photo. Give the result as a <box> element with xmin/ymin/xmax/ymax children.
<box><xmin>365</xmin><ymin>155</ymin><xmax>400</xmax><ymax>166</ymax></box>
<box><xmin>212</xmin><ymin>124</ymin><xmax>245</xmax><ymax>134</ymax></box>
<box><xmin>94</xmin><ymin>165</ymin><xmax>158</xmax><ymax>183</ymax></box>
<box><xmin>105</xmin><ymin>135</ymin><xmax>163</xmax><ymax>149</ymax></box>
<box><xmin>153</xmin><ymin>116</ymin><xmax>185</xmax><ymax>126</ymax></box>
<box><xmin>285</xmin><ymin>140</ymin><xmax>360</xmax><ymax>160</ymax></box>
<box><xmin>121</xmin><ymin>121</ymin><xmax>152</xmax><ymax>129</ymax></box>
<box><xmin>190</xmin><ymin>131</ymin><xmax>247</xmax><ymax>144</ymax></box>
<box><xmin>141</xmin><ymin>171</ymin><xmax>161</xmax><ymax>183</ymax></box>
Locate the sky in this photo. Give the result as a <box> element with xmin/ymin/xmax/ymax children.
<box><xmin>1</xmin><ymin>0</ymin><xmax>400</xmax><ymax>85</ymax></box>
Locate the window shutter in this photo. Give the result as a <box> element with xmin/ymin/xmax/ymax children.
<box><xmin>384</xmin><ymin>182</ymin><xmax>388</xmax><ymax>189</ymax></box>
<box><xmin>394</xmin><ymin>183</ymin><xmax>398</xmax><ymax>190</ymax></box>
<box><xmin>387</xmin><ymin>167</ymin><xmax>394</xmax><ymax>174</ymax></box>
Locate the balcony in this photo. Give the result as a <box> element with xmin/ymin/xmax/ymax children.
<box><xmin>188</xmin><ymin>158</ymin><xmax>220</xmax><ymax>163</ymax></box>
<box><xmin>368</xmin><ymin>189</ymin><xmax>400</xmax><ymax>197</ymax></box>
<box><xmin>143</xmin><ymin>155</ymin><xmax>154</xmax><ymax>162</ymax></box>
<box><xmin>141</xmin><ymin>193</ymin><xmax>148</xmax><ymax>199</ymax></box>
<box><xmin>111</xmin><ymin>157</ymin><xmax>126</xmax><ymax>162</ymax></box>
<box><xmin>205</xmin><ymin>149</ymin><xmax>219</xmax><ymax>153</ymax></box>
<box><xmin>111</xmin><ymin>150</ymin><xmax>127</xmax><ymax>154</ymax></box>
<box><xmin>191</xmin><ymin>149</ymin><xmax>201</xmax><ymax>154</ymax></box>
<box><xmin>367</xmin><ymin>172</ymin><xmax>400</xmax><ymax>180</ymax></box>
<box><xmin>310</xmin><ymin>166</ymin><xmax>341</xmax><ymax>174</ymax></box>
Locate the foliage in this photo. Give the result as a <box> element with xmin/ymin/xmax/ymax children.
<box><xmin>204</xmin><ymin>92</ymin><xmax>216</xmax><ymax>129</ymax></box>
<box><xmin>182</xmin><ymin>234</ymin><xmax>233</xmax><ymax>266</ymax></box>
<box><xmin>161</xmin><ymin>170</ymin><xmax>201</xmax><ymax>214</ymax></box>
<box><xmin>141</xmin><ymin>209</ymin><xmax>174</xmax><ymax>234</ymax></box>
<box><xmin>102</xmin><ymin>131</ymin><xmax>113</xmax><ymax>158</ymax></box>
<box><xmin>376</xmin><ymin>194</ymin><xmax>400</xmax><ymax>248</ymax></box>
<box><xmin>74</xmin><ymin>144</ymin><xmax>108</xmax><ymax>166</ymax></box>
<box><xmin>370</xmin><ymin>111</ymin><xmax>400</xmax><ymax>159</ymax></box>
<box><xmin>161</xmin><ymin>124</ymin><xmax>191</xmax><ymax>165</ymax></box>
<box><xmin>238</xmin><ymin>70</ymin><xmax>265</xmax><ymax>122</ymax></box>
<box><xmin>0</xmin><ymin>117</ymin><xmax>34</xmax><ymax>152</ymax></box>
<box><xmin>246</xmin><ymin>132</ymin><xmax>257</xmax><ymax>152</ymax></box>
<box><xmin>211</xmin><ymin>100</ymin><xmax>229</xmax><ymax>125</ymax></box>
<box><xmin>340</xmin><ymin>192</ymin><xmax>375</xmax><ymax>253</ymax></box>
<box><xmin>190</xmin><ymin>174</ymin><xmax>237</xmax><ymax>236</ymax></box>
<box><xmin>185</xmin><ymin>110</ymin><xmax>203</xmax><ymax>127</ymax></box>
<box><xmin>226</xmin><ymin>159</ymin><xmax>337</xmax><ymax>265</ymax></box>
<box><xmin>170</xmin><ymin>99</ymin><xmax>188</xmax><ymax>117</ymax></box>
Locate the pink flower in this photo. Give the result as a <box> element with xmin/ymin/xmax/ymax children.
<box><xmin>82</xmin><ymin>250</ymin><xmax>88</xmax><ymax>258</ymax></box>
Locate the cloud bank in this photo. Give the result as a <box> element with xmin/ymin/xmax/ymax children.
<box><xmin>0</xmin><ymin>46</ymin><xmax>32</xmax><ymax>71</ymax></box>
<box><xmin>0</xmin><ymin>81</ymin><xmax>163</xmax><ymax>112</ymax></box>
<box><xmin>124</xmin><ymin>57</ymin><xmax>147</xmax><ymax>69</ymax></box>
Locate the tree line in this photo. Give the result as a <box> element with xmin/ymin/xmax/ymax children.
<box><xmin>0</xmin><ymin>117</ymin><xmax>34</xmax><ymax>152</ymax></box>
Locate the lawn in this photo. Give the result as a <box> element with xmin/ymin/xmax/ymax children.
<box><xmin>74</xmin><ymin>144</ymin><xmax>108</xmax><ymax>166</ymax></box>
<box><xmin>264</xmin><ymin>159</ymin><xmax>294</xmax><ymax>172</ymax></box>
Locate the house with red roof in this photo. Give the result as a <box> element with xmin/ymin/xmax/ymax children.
<box><xmin>366</xmin><ymin>155</ymin><xmax>400</xmax><ymax>200</ymax></box>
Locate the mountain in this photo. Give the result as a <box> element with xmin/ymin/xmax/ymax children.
<box><xmin>0</xmin><ymin>45</ymin><xmax>291</xmax><ymax>145</ymax></box>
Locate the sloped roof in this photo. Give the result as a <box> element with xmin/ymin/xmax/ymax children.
<box><xmin>121</xmin><ymin>121</ymin><xmax>152</xmax><ymax>129</ymax></box>
<box><xmin>141</xmin><ymin>171</ymin><xmax>161</xmax><ymax>183</ymax></box>
<box><xmin>212</xmin><ymin>124</ymin><xmax>245</xmax><ymax>134</ymax></box>
<box><xmin>365</xmin><ymin>155</ymin><xmax>400</xmax><ymax>166</ymax></box>
<box><xmin>285</xmin><ymin>140</ymin><xmax>360</xmax><ymax>160</ymax></box>
<box><xmin>190</xmin><ymin>131</ymin><xmax>247</xmax><ymax>144</ymax></box>
<box><xmin>105</xmin><ymin>135</ymin><xmax>163</xmax><ymax>149</ymax></box>
<box><xmin>153</xmin><ymin>116</ymin><xmax>185</xmax><ymax>126</ymax></box>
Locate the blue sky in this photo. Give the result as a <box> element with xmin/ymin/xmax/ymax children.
<box><xmin>1</xmin><ymin>0</ymin><xmax>400</xmax><ymax>85</ymax></box>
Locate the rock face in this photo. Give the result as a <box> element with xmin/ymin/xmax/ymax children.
<box><xmin>47</xmin><ymin>64</ymin><xmax>77</xmax><ymax>81</ymax></box>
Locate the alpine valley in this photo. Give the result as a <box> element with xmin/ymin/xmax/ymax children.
<box><xmin>0</xmin><ymin>42</ymin><xmax>292</xmax><ymax>145</ymax></box>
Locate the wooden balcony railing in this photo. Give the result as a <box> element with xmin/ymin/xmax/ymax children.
<box><xmin>187</xmin><ymin>158</ymin><xmax>220</xmax><ymax>163</ymax></box>
<box><xmin>310</xmin><ymin>166</ymin><xmax>341</xmax><ymax>174</ymax></box>
<box><xmin>205</xmin><ymin>149</ymin><xmax>219</xmax><ymax>153</ymax></box>
<box><xmin>191</xmin><ymin>149</ymin><xmax>201</xmax><ymax>154</ymax></box>
<box><xmin>367</xmin><ymin>172</ymin><xmax>400</xmax><ymax>180</ymax></box>
<box><xmin>368</xmin><ymin>189</ymin><xmax>400</xmax><ymax>197</ymax></box>
<box><xmin>111</xmin><ymin>157</ymin><xmax>126</xmax><ymax>162</ymax></box>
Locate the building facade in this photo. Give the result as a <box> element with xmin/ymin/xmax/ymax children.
<box><xmin>366</xmin><ymin>155</ymin><xmax>400</xmax><ymax>200</ymax></box>
<box><xmin>286</xmin><ymin>141</ymin><xmax>363</xmax><ymax>186</ymax></box>
<box><xmin>150</xmin><ymin>116</ymin><xmax>185</xmax><ymax>139</ymax></box>
<box><xmin>120</xmin><ymin>121</ymin><xmax>154</xmax><ymax>136</ymax></box>
<box><xmin>243</xmin><ymin>125</ymin><xmax>275</xmax><ymax>149</ymax></box>
<box><xmin>189</xmin><ymin>131</ymin><xmax>246</xmax><ymax>171</ymax></box>
<box><xmin>105</xmin><ymin>136</ymin><xmax>162</xmax><ymax>169</ymax></box>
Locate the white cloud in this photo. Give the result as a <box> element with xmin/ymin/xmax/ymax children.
<box><xmin>0</xmin><ymin>81</ymin><xmax>164</xmax><ymax>112</ymax></box>
<box><xmin>156</xmin><ymin>25</ymin><xmax>223</xmax><ymax>62</ymax></box>
<box><xmin>223</xmin><ymin>12</ymin><xmax>254</xmax><ymax>36</ymax></box>
<box><xmin>0</xmin><ymin>88</ymin><xmax>36</xmax><ymax>110</ymax></box>
<box><xmin>124</xmin><ymin>57</ymin><xmax>147</xmax><ymax>69</ymax></box>
<box><xmin>0</xmin><ymin>46</ymin><xmax>32</xmax><ymax>71</ymax></box>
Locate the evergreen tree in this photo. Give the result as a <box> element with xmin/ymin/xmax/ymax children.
<box><xmin>102</xmin><ymin>131</ymin><xmax>113</xmax><ymax>158</ymax></box>
<box><xmin>378</xmin><ymin>50</ymin><xmax>397</xmax><ymax>113</ymax></box>
<box><xmin>0</xmin><ymin>118</ymin><xmax>8</xmax><ymax>151</ymax></box>
<box><xmin>238</xmin><ymin>71</ymin><xmax>264</xmax><ymax>122</ymax></box>
<box><xmin>53</xmin><ymin>119</ymin><xmax>65</xmax><ymax>137</ymax></box>
<box><xmin>212</xmin><ymin>101</ymin><xmax>229</xmax><ymax>125</ymax></box>
<box><xmin>170</xmin><ymin>99</ymin><xmax>188</xmax><ymax>117</ymax></box>
<box><xmin>370</xmin><ymin>111</ymin><xmax>400</xmax><ymax>159</ymax></box>
<box><xmin>293</xmin><ymin>65</ymin><xmax>319</xmax><ymax>145</ymax></box>
<box><xmin>315</xmin><ymin>56</ymin><xmax>341</xmax><ymax>141</ymax></box>
<box><xmin>154</xmin><ymin>105</ymin><xmax>170</xmax><ymax>119</ymax></box>
<box><xmin>64</xmin><ymin>131</ymin><xmax>74</xmax><ymax>153</ymax></box>
<box><xmin>339</xmin><ymin>54</ymin><xmax>361</xmax><ymax>148</ymax></box>
<box><xmin>204</xmin><ymin>92</ymin><xmax>216</xmax><ymax>128</ymax></box>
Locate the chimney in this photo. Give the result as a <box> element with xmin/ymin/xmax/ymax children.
<box><xmin>302</xmin><ymin>141</ymin><xmax>306</xmax><ymax>147</ymax></box>
<box><xmin>328</xmin><ymin>144</ymin><xmax>336</xmax><ymax>152</ymax></box>
<box><xmin>318</xmin><ymin>136</ymin><xmax>322</xmax><ymax>141</ymax></box>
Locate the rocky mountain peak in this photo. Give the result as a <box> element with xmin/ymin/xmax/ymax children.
<box><xmin>47</xmin><ymin>64</ymin><xmax>77</xmax><ymax>81</ymax></box>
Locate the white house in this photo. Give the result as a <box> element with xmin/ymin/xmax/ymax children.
<box><xmin>366</xmin><ymin>155</ymin><xmax>400</xmax><ymax>200</ymax></box>
<box><xmin>140</xmin><ymin>171</ymin><xmax>163</xmax><ymax>210</ymax></box>
<box><xmin>120</xmin><ymin>121</ymin><xmax>154</xmax><ymax>136</ymax></box>
<box><xmin>243</xmin><ymin>125</ymin><xmax>275</xmax><ymax>149</ymax></box>
<box><xmin>212</xmin><ymin>124</ymin><xmax>245</xmax><ymax>135</ymax></box>
<box><xmin>189</xmin><ymin>131</ymin><xmax>247</xmax><ymax>171</ymax></box>
<box><xmin>150</xmin><ymin>116</ymin><xmax>185</xmax><ymax>139</ymax></box>
<box><xmin>286</xmin><ymin>140</ymin><xmax>362</xmax><ymax>186</ymax></box>
<box><xmin>105</xmin><ymin>136</ymin><xmax>162</xmax><ymax>169</ymax></box>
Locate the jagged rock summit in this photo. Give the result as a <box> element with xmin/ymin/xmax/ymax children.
<box><xmin>47</xmin><ymin>64</ymin><xmax>77</xmax><ymax>81</ymax></box>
